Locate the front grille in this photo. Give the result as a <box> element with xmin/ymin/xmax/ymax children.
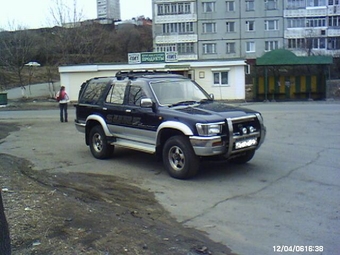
<box><xmin>225</xmin><ymin>114</ymin><xmax>263</xmax><ymax>155</ymax></box>
<box><xmin>231</xmin><ymin>116</ymin><xmax>260</xmax><ymax>137</ymax></box>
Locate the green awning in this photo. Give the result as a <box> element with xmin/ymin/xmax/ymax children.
<box><xmin>256</xmin><ymin>49</ymin><xmax>333</xmax><ymax>66</ymax></box>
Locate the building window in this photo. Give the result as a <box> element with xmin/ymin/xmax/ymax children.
<box><xmin>203</xmin><ymin>22</ymin><xmax>216</xmax><ymax>33</ymax></box>
<box><xmin>157</xmin><ymin>3</ymin><xmax>191</xmax><ymax>15</ymax></box>
<box><xmin>226</xmin><ymin>42</ymin><xmax>236</xmax><ymax>53</ymax></box>
<box><xmin>328</xmin><ymin>16</ymin><xmax>340</xmax><ymax>27</ymax></box>
<box><xmin>306</xmin><ymin>17</ymin><xmax>326</xmax><ymax>27</ymax></box>
<box><xmin>287</xmin><ymin>0</ymin><xmax>306</xmax><ymax>9</ymax></box>
<box><xmin>246</xmin><ymin>41</ymin><xmax>255</xmax><ymax>52</ymax></box>
<box><xmin>203</xmin><ymin>43</ymin><xmax>216</xmax><ymax>54</ymax></box>
<box><xmin>203</xmin><ymin>2</ymin><xmax>215</xmax><ymax>12</ymax></box>
<box><xmin>265</xmin><ymin>0</ymin><xmax>278</xmax><ymax>10</ymax></box>
<box><xmin>226</xmin><ymin>21</ymin><xmax>235</xmax><ymax>32</ymax></box>
<box><xmin>306</xmin><ymin>38</ymin><xmax>326</xmax><ymax>49</ymax></box>
<box><xmin>327</xmin><ymin>37</ymin><xmax>340</xmax><ymax>49</ymax></box>
<box><xmin>306</xmin><ymin>0</ymin><xmax>326</xmax><ymax>7</ymax></box>
<box><xmin>246</xmin><ymin>20</ymin><xmax>255</xmax><ymax>31</ymax></box>
<box><xmin>265</xmin><ymin>41</ymin><xmax>279</xmax><ymax>51</ymax></box>
<box><xmin>178</xmin><ymin>43</ymin><xmax>195</xmax><ymax>54</ymax></box>
<box><xmin>288</xmin><ymin>38</ymin><xmax>306</xmax><ymax>49</ymax></box>
<box><xmin>287</xmin><ymin>18</ymin><xmax>305</xmax><ymax>28</ymax></box>
<box><xmin>163</xmin><ymin>22</ymin><xmax>194</xmax><ymax>34</ymax></box>
<box><xmin>180</xmin><ymin>22</ymin><xmax>194</xmax><ymax>33</ymax></box>
<box><xmin>226</xmin><ymin>1</ymin><xmax>235</xmax><ymax>11</ymax></box>
<box><xmin>246</xmin><ymin>0</ymin><xmax>255</xmax><ymax>11</ymax></box>
<box><xmin>213</xmin><ymin>72</ymin><xmax>229</xmax><ymax>86</ymax></box>
<box><xmin>156</xmin><ymin>44</ymin><xmax>177</xmax><ymax>52</ymax></box>
<box><xmin>329</xmin><ymin>0</ymin><xmax>339</xmax><ymax>5</ymax></box>
<box><xmin>265</xmin><ymin>20</ymin><xmax>279</xmax><ymax>30</ymax></box>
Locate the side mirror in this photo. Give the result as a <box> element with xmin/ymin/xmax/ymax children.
<box><xmin>141</xmin><ymin>98</ymin><xmax>153</xmax><ymax>108</ymax></box>
<box><xmin>209</xmin><ymin>93</ymin><xmax>215</xmax><ymax>100</ymax></box>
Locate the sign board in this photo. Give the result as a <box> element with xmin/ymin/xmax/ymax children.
<box><xmin>165</xmin><ymin>52</ymin><xmax>178</xmax><ymax>63</ymax></box>
<box><xmin>128</xmin><ymin>52</ymin><xmax>178</xmax><ymax>64</ymax></box>
<box><xmin>128</xmin><ymin>53</ymin><xmax>141</xmax><ymax>64</ymax></box>
<box><xmin>141</xmin><ymin>52</ymin><xmax>165</xmax><ymax>63</ymax></box>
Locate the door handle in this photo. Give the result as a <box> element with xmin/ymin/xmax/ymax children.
<box><xmin>125</xmin><ymin>109</ymin><xmax>131</xmax><ymax>113</ymax></box>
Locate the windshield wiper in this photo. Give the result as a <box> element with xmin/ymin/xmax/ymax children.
<box><xmin>169</xmin><ymin>100</ymin><xmax>198</xmax><ymax>107</ymax></box>
<box><xmin>199</xmin><ymin>98</ymin><xmax>212</xmax><ymax>103</ymax></box>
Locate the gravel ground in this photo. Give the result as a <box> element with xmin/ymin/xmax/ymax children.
<box><xmin>0</xmin><ymin>116</ymin><xmax>234</xmax><ymax>255</ymax></box>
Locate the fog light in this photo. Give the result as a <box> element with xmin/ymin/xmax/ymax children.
<box><xmin>249</xmin><ymin>126</ymin><xmax>256</xmax><ymax>133</ymax></box>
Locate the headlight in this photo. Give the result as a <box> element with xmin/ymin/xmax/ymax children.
<box><xmin>196</xmin><ymin>123</ymin><xmax>223</xmax><ymax>136</ymax></box>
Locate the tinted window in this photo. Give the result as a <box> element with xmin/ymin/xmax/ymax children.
<box><xmin>80</xmin><ymin>80</ymin><xmax>109</xmax><ymax>104</ymax></box>
<box><xmin>105</xmin><ymin>81</ymin><xmax>128</xmax><ymax>105</ymax></box>
<box><xmin>127</xmin><ymin>86</ymin><xmax>146</xmax><ymax>106</ymax></box>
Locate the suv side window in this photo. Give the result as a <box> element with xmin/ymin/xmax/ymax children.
<box><xmin>106</xmin><ymin>81</ymin><xmax>128</xmax><ymax>104</ymax></box>
<box><xmin>80</xmin><ymin>80</ymin><xmax>109</xmax><ymax>104</ymax></box>
<box><xmin>127</xmin><ymin>85</ymin><xmax>146</xmax><ymax>106</ymax></box>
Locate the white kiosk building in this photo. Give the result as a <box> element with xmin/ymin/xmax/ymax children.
<box><xmin>59</xmin><ymin>56</ymin><xmax>246</xmax><ymax>102</ymax></box>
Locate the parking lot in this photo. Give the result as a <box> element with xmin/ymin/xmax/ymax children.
<box><xmin>1</xmin><ymin>101</ymin><xmax>340</xmax><ymax>255</ymax></box>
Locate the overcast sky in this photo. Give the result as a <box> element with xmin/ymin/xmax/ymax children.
<box><xmin>0</xmin><ymin>0</ymin><xmax>152</xmax><ymax>30</ymax></box>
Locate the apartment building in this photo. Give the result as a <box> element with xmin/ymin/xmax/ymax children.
<box><xmin>152</xmin><ymin>0</ymin><xmax>340</xmax><ymax>60</ymax></box>
<box><xmin>153</xmin><ymin>1</ymin><xmax>199</xmax><ymax>60</ymax></box>
<box><xmin>285</xmin><ymin>0</ymin><xmax>340</xmax><ymax>56</ymax></box>
<box><xmin>97</xmin><ymin>0</ymin><xmax>121</xmax><ymax>21</ymax></box>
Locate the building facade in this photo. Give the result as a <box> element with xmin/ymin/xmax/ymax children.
<box><xmin>97</xmin><ymin>0</ymin><xmax>121</xmax><ymax>20</ymax></box>
<box><xmin>59</xmin><ymin>60</ymin><xmax>247</xmax><ymax>101</ymax></box>
<box><xmin>285</xmin><ymin>0</ymin><xmax>340</xmax><ymax>56</ymax></box>
<box><xmin>152</xmin><ymin>0</ymin><xmax>340</xmax><ymax>60</ymax></box>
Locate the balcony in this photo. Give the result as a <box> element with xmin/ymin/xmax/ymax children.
<box><xmin>154</xmin><ymin>14</ymin><xmax>197</xmax><ymax>24</ymax></box>
<box><xmin>328</xmin><ymin>5</ymin><xmax>340</xmax><ymax>15</ymax></box>
<box><xmin>328</xmin><ymin>28</ymin><xmax>340</xmax><ymax>36</ymax></box>
<box><xmin>284</xmin><ymin>7</ymin><xmax>328</xmax><ymax>17</ymax></box>
<box><xmin>155</xmin><ymin>34</ymin><xmax>198</xmax><ymax>44</ymax></box>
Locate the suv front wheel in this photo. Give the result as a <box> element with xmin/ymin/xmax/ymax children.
<box><xmin>89</xmin><ymin>125</ymin><xmax>114</xmax><ymax>159</ymax></box>
<box><xmin>162</xmin><ymin>135</ymin><xmax>200</xmax><ymax>179</ymax></box>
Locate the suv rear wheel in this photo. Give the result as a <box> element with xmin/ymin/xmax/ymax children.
<box><xmin>162</xmin><ymin>135</ymin><xmax>200</xmax><ymax>179</ymax></box>
<box><xmin>89</xmin><ymin>125</ymin><xmax>114</xmax><ymax>159</ymax></box>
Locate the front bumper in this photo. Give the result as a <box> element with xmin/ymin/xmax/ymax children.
<box><xmin>190</xmin><ymin>136</ymin><xmax>226</xmax><ymax>156</ymax></box>
<box><xmin>75</xmin><ymin>120</ymin><xmax>86</xmax><ymax>133</ymax></box>
<box><xmin>190</xmin><ymin>114</ymin><xmax>266</xmax><ymax>157</ymax></box>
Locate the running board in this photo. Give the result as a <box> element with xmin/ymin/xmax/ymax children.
<box><xmin>111</xmin><ymin>139</ymin><xmax>155</xmax><ymax>154</ymax></box>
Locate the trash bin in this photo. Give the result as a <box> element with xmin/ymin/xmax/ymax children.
<box><xmin>0</xmin><ymin>93</ymin><xmax>8</xmax><ymax>105</ymax></box>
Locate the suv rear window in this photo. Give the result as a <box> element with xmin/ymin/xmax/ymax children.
<box><xmin>79</xmin><ymin>80</ymin><xmax>109</xmax><ymax>104</ymax></box>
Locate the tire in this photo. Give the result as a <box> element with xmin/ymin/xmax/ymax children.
<box><xmin>229</xmin><ymin>150</ymin><xmax>255</xmax><ymax>164</ymax></box>
<box><xmin>89</xmin><ymin>125</ymin><xmax>114</xmax><ymax>159</ymax></box>
<box><xmin>162</xmin><ymin>135</ymin><xmax>200</xmax><ymax>179</ymax></box>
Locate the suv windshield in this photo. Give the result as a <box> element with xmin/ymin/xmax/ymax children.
<box><xmin>150</xmin><ymin>79</ymin><xmax>210</xmax><ymax>106</ymax></box>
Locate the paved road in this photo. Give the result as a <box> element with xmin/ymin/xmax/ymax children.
<box><xmin>1</xmin><ymin>102</ymin><xmax>339</xmax><ymax>255</ymax></box>
<box><xmin>3</xmin><ymin>82</ymin><xmax>61</xmax><ymax>100</ymax></box>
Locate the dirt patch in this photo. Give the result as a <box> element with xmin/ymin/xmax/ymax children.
<box><xmin>0</xmin><ymin>122</ymin><xmax>234</xmax><ymax>255</ymax></box>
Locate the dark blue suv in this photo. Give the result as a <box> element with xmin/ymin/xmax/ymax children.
<box><xmin>75</xmin><ymin>71</ymin><xmax>266</xmax><ymax>179</ymax></box>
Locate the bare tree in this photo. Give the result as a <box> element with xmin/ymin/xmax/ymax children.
<box><xmin>48</xmin><ymin>0</ymin><xmax>84</xmax><ymax>27</ymax></box>
<box><xmin>0</xmin><ymin>25</ymin><xmax>39</xmax><ymax>95</ymax></box>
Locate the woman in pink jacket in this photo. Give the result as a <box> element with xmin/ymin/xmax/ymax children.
<box><xmin>56</xmin><ymin>86</ymin><xmax>70</xmax><ymax>122</ymax></box>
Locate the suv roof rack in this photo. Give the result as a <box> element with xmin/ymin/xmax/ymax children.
<box><xmin>115</xmin><ymin>70</ymin><xmax>175</xmax><ymax>80</ymax></box>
